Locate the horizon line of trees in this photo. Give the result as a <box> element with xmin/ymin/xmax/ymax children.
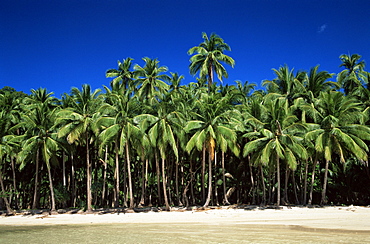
<box><xmin>1</xmin><ymin>33</ymin><xmax>370</xmax><ymax>213</ymax></box>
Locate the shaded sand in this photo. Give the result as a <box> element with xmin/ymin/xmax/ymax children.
<box><xmin>1</xmin><ymin>206</ymin><xmax>370</xmax><ymax>231</ymax></box>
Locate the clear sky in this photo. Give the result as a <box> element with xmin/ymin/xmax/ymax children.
<box><xmin>1</xmin><ymin>0</ymin><xmax>369</xmax><ymax>96</ymax></box>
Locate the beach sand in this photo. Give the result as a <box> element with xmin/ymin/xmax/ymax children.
<box><xmin>1</xmin><ymin>205</ymin><xmax>369</xmax><ymax>231</ymax></box>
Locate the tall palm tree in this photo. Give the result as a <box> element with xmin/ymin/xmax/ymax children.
<box><xmin>17</xmin><ymin>105</ymin><xmax>59</xmax><ymax>211</ymax></box>
<box><xmin>14</xmin><ymin>88</ymin><xmax>59</xmax><ymax>211</ymax></box>
<box><xmin>188</xmin><ymin>32</ymin><xmax>235</xmax><ymax>92</ymax></box>
<box><xmin>0</xmin><ymin>108</ymin><xmax>16</xmax><ymax>214</ymax></box>
<box><xmin>57</xmin><ymin>84</ymin><xmax>102</xmax><ymax>212</ymax></box>
<box><xmin>96</xmin><ymin>87</ymin><xmax>141</xmax><ymax>209</ymax></box>
<box><xmin>305</xmin><ymin>65</ymin><xmax>337</xmax><ymax>100</ymax></box>
<box><xmin>337</xmin><ymin>53</ymin><xmax>366</xmax><ymax>95</ymax></box>
<box><xmin>243</xmin><ymin>95</ymin><xmax>307</xmax><ymax>206</ymax></box>
<box><xmin>105</xmin><ymin>57</ymin><xmax>136</xmax><ymax>93</ymax></box>
<box><xmin>134</xmin><ymin>57</ymin><xmax>170</xmax><ymax>102</ymax></box>
<box><xmin>263</xmin><ymin>65</ymin><xmax>306</xmax><ymax>102</ymax></box>
<box><xmin>304</xmin><ymin>91</ymin><xmax>370</xmax><ymax>204</ymax></box>
<box><xmin>134</xmin><ymin>98</ymin><xmax>182</xmax><ymax>210</ymax></box>
<box><xmin>185</xmin><ymin>91</ymin><xmax>238</xmax><ymax>207</ymax></box>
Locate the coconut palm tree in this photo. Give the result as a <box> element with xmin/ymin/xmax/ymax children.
<box><xmin>188</xmin><ymin>32</ymin><xmax>235</xmax><ymax>92</ymax></box>
<box><xmin>0</xmin><ymin>108</ymin><xmax>16</xmax><ymax>214</ymax></box>
<box><xmin>243</xmin><ymin>95</ymin><xmax>308</xmax><ymax>206</ymax></box>
<box><xmin>56</xmin><ymin>84</ymin><xmax>102</xmax><ymax>212</ymax></box>
<box><xmin>17</xmin><ymin>105</ymin><xmax>59</xmax><ymax>211</ymax></box>
<box><xmin>337</xmin><ymin>53</ymin><xmax>366</xmax><ymax>95</ymax></box>
<box><xmin>263</xmin><ymin>65</ymin><xmax>306</xmax><ymax>102</ymax></box>
<box><xmin>96</xmin><ymin>87</ymin><xmax>141</xmax><ymax>209</ymax></box>
<box><xmin>305</xmin><ymin>65</ymin><xmax>337</xmax><ymax>100</ymax></box>
<box><xmin>304</xmin><ymin>91</ymin><xmax>370</xmax><ymax>204</ymax></box>
<box><xmin>105</xmin><ymin>57</ymin><xmax>136</xmax><ymax>93</ymax></box>
<box><xmin>185</xmin><ymin>91</ymin><xmax>238</xmax><ymax>207</ymax></box>
<box><xmin>134</xmin><ymin>57</ymin><xmax>170</xmax><ymax>103</ymax></box>
<box><xmin>134</xmin><ymin>97</ymin><xmax>183</xmax><ymax>210</ymax></box>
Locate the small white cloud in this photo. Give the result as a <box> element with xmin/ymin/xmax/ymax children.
<box><xmin>318</xmin><ymin>24</ymin><xmax>327</xmax><ymax>33</ymax></box>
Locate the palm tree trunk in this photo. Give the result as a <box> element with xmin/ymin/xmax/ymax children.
<box><xmin>214</xmin><ymin>151</ymin><xmax>219</xmax><ymax>206</ymax></box>
<box><xmin>283</xmin><ymin>166</ymin><xmax>290</xmax><ymax>204</ymax></box>
<box><xmin>207</xmin><ymin>64</ymin><xmax>214</xmax><ymax>93</ymax></box>
<box><xmin>190</xmin><ymin>159</ymin><xmax>195</xmax><ymax>205</ymax></box>
<box><xmin>126</xmin><ymin>142</ymin><xmax>134</xmax><ymax>208</ymax></box>
<box><xmin>123</xmin><ymin>151</ymin><xmax>127</xmax><ymax>208</ymax></box>
<box><xmin>203</xmin><ymin>152</ymin><xmax>212</xmax><ymax>208</ymax></box>
<box><xmin>259</xmin><ymin>165</ymin><xmax>266</xmax><ymax>206</ymax></box>
<box><xmin>71</xmin><ymin>154</ymin><xmax>76</xmax><ymax>208</ymax></box>
<box><xmin>101</xmin><ymin>146</ymin><xmax>108</xmax><ymax>206</ymax></box>
<box><xmin>292</xmin><ymin>169</ymin><xmax>299</xmax><ymax>204</ymax></box>
<box><xmin>114</xmin><ymin>142</ymin><xmax>120</xmax><ymax>208</ymax></box>
<box><xmin>11</xmin><ymin>156</ymin><xmax>18</xmax><ymax>209</ymax></box>
<box><xmin>0</xmin><ymin>166</ymin><xmax>13</xmax><ymax>214</ymax></box>
<box><xmin>32</xmin><ymin>149</ymin><xmax>40</xmax><ymax>209</ymax></box>
<box><xmin>201</xmin><ymin>145</ymin><xmax>206</xmax><ymax>203</ymax></box>
<box><xmin>276</xmin><ymin>154</ymin><xmax>281</xmax><ymax>206</ymax></box>
<box><xmin>175</xmin><ymin>160</ymin><xmax>183</xmax><ymax>206</ymax></box>
<box><xmin>162</xmin><ymin>158</ymin><xmax>170</xmax><ymax>210</ymax></box>
<box><xmin>308</xmin><ymin>157</ymin><xmax>318</xmax><ymax>205</ymax></box>
<box><xmin>303</xmin><ymin>159</ymin><xmax>309</xmax><ymax>205</ymax></box>
<box><xmin>321</xmin><ymin>159</ymin><xmax>330</xmax><ymax>205</ymax></box>
<box><xmin>62</xmin><ymin>152</ymin><xmax>66</xmax><ymax>187</ymax></box>
<box><xmin>154</xmin><ymin>150</ymin><xmax>161</xmax><ymax>205</ymax></box>
<box><xmin>46</xmin><ymin>164</ymin><xmax>56</xmax><ymax>212</ymax></box>
<box><xmin>139</xmin><ymin>158</ymin><xmax>148</xmax><ymax>206</ymax></box>
<box><xmin>86</xmin><ymin>134</ymin><xmax>92</xmax><ymax>212</ymax></box>
<box><xmin>222</xmin><ymin>151</ymin><xmax>230</xmax><ymax>205</ymax></box>
<box><xmin>248</xmin><ymin>157</ymin><xmax>255</xmax><ymax>204</ymax></box>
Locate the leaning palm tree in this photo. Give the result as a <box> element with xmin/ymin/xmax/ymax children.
<box><xmin>304</xmin><ymin>91</ymin><xmax>370</xmax><ymax>205</ymax></box>
<box><xmin>188</xmin><ymin>32</ymin><xmax>235</xmax><ymax>92</ymax></box>
<box><xmin>56</xmin><ymin>84</ymin><xmax>102</xmax><ymax>212</ymax></box>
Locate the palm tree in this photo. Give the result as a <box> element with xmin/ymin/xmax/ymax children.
<box><xmin>305</xmin><ymin>65</ymin><xmax>337</xmax><ymax>99</ymax></box>
<box><xmin>134</xmin><ymin>98</ymin><xmax>182</xmax><ymax>210</ymax></box>
<box><xmin>243</xmin><ymin>95</ymin><xmax>307</xmax><ymax>206</ymax></box>
<box><xmin>96</xmin><ymin>87</ymin><xmax>141</xmax><ymax>209</ymax></box>
<box><xmin>304</xmin><ymin>91</ymin><xmax>370</xmax><ymax>204</ymax></box>
<box><xmin>57</xmin><ymin>84</ymin><xmax>102</xmax><ymax>212</ymax></box>
<box><xmin>18</xmin><ymin>105</ymin><xmax>59</xmax><ymax>211</ymax></box>
<box><xmin>337</xmin><ymin>53</ymin><xmax>366</xmax><ymax>95</ymax></box>
<box><xmin>185</xmin><ymin>91</ymin><xmax>238</xmax><ymax>207</ymax></box>
<box><xmin>263</xmin><ymin>65</ymin><xmax>306</xmax><ymax>102</ymax></box>
<box><xmin>0</xmin><ymin>108</ymin><xmax>16</xmax><ymax>214</ymax></box>
<box><xmin>105</xmin><ymin>57</ymin><xmax>136</xmax><ymax>93</ymax></box>
<box><xmin>134</xmin><ymin>57</ymin><xmax>170</xmax><ymax>102</ymax></box>
<box><xmin>188</xmin><ymin>32</ymin><xmax>235</xmax><ymax>92</ymax></box>
<box><xmin>15</xmin><ymin>88</ymin><xmax>59</xmax><ymax>211</ymax></box>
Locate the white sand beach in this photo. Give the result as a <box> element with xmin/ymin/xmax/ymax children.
<box><xmin>1</xmin><ymin>206</ymin><xmax>369</xmax><ymax>231</ymax></box>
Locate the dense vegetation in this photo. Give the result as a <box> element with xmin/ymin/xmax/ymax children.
<box><xmin>1</xmin><ymin>33</ymin><xmax>370</xmax><ymax>213</ymax></box>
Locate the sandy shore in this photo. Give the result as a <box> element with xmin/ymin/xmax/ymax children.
<box><xmin>1</xmin><ymin>206</ymin><xmax>369</xmax><ymax>231</ymax></box>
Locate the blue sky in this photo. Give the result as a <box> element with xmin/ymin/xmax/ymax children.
<box><xmin>1</xmin><ymin>0</ymin><xmax>369</xmax><ymax>97</ymax></box>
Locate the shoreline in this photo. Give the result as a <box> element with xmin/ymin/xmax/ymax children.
<box><xmin>1</xmin><ymin>205</ymin><xmax>370</xmax><ymax>231</ymax></box>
